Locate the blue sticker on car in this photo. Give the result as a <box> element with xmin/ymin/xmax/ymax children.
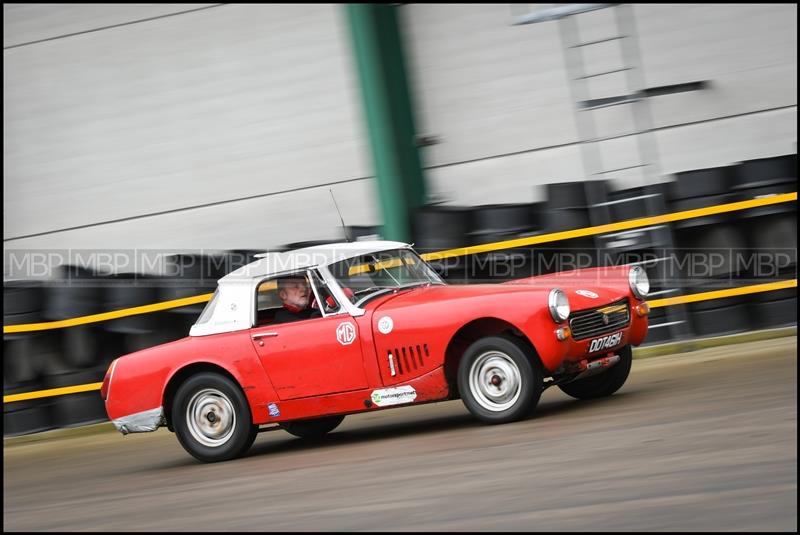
<box><xmin>267</xmin><ymin>402</ymin><xmax>280</xmax><ymax>417</ymax></box>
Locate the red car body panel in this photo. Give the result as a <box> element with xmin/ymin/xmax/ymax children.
<box><xmin>105</xmin><ymin>264</ymin><xmax>648</xmax><ymax>428</ymax></box>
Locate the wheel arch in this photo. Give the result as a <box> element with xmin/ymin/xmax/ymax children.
<box><xmin>443</xmin><ymin>317</ymin><xmax>543</xmax><ymax>398</ymax></box>
<box><xmin>162</xmin><ymin>362</ymin><xmax>244</xmax><ymax>431</ymax></box>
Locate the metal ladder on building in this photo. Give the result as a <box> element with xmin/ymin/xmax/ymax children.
<box><xmin>513</xmin><ymin>3</ymin><xmax>692</xmax><ymax>342</ymax></box>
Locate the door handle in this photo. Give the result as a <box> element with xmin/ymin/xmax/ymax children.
<box><xmin>252</xmin><ymin>332</ymin><xmax>279</xmax><ymax>339</ymax></box>
<box><xmin>252</xmin><ymin>332</ymin><xmax>278</xmax><ymax>346</ymax></box>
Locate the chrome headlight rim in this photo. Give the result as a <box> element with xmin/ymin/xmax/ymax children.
<box><xmin>548</xmin><ymin>288</ymin><xmax>570</xmax><ymax>323</ymax></box>
<box><xmin>629</xmin><ymin>265</ymin><xmax>650</xmax><ymax>300</ymax></box>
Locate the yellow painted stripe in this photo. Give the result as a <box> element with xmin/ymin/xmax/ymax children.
<box><xmin>5</xmin><ymin>280</ymin><xmax>796</xmax><ymax>403</ymax></box>
<box><xmin>3</xmin><ymin>293</ymin><xmax>214</xmax><ymax>334</ymax></box>
<box><xmin>420</xmin><ymin>192</ymin><xmax>797</xmax><ymax>261</ymax></box>
<box><xmin>649</xmin><ymin>279</ymin><xmax>797</xmax><ymax>308</ymax></box>
<box><xmin>4</xmin><ymin>382</ymin><xmax>103</xmax><ymax>403</ymax></box>
<box><xmin>3</xmin><ymin>192</ymin><xmax>796</xmax><ymax>334</ymax></box>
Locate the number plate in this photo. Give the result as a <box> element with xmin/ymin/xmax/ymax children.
<box><xmin>587</xmin><ymin>331</ymin><xmax>623</xmax><ymax>353</ymax></box>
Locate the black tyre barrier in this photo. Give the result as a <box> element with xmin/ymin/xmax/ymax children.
<box><xmin>545</xmin><ymin>180</ymin><xmax>609</xmax><ymax>209</ymax></box>
<box><xmin>159</xmin><ymin>254</ymin><xmax>225</xmax><ymax>315</ymax></box>
<box><xmin>544</xmin><ymin>180</ymin><xmax>609</xmax><ymax>230</ymax></box>
<box><xmin>469</xmin><ymin>203</ymin><xmax>541</xmax><ymax>245</ymax></box>
<box><xmin>533</xmin><ymin>239</ymin><xmax>598</xmax><ymax>276</ymax></box>
<box><xmin>596</xmin><ymin>226</ymin><xmax>673</xmax><ymax>254</ymax></box>
<box><xmin>687</xmin><ymin>294</ymin><xmax>751</xmax><ymax>337</ymax></box>
<box><xmin>43</xmin><ymin>367</ymin><xmax>108</xmax><ymax>428</ymax></box>
<box><xmin>413</xmin><ymin>205</ymin><xmax>472</xmax><ymax>250</ymax></box>
<box><xmin>61</xmin><ymin>325</ymin><xmax>101</xmax><ymax>369</ymax></box>
<box><xmin>44</xmin><ymin>265</ymin><xmax>103</xmax><ymax>320</ymax></box>
<box><xmin>736</xmin><ymin>215</ymin><xmax>798</xmax><ymax>280</ymax></box>
<box><xmin>545</xmin><ymin>207</ymin><xmax>591</xmax><ymax>232</ymax></box>
<box><xmin>670</xmin><ymin>193</ymin><xmax>735</xmax><ymax>229</ymax></box>
<box><xmin>670</xmin><ymin>165</ymin><xmax>733</xmax><ymax>200</ymax></box>
<box><xmin>102</xmin><ymin>274</ymin><xmax>159</xmax><ymax>334</ymax></box>
<box><xmin>4</xmin><ymin>336</ymin><xmax>45</xmax><ymax>385</ymax></box>
<box><xmin>733</xmin><ymin>183</ymin><xmax>798</xmax><ymax>219</ymax></box>
<box><xmin>673</xmin><ymin>225</ymin><xmax>748</xmax><ymax>282</ymax></box>
<box><xmin>4</xmin><ymin>281</ymin><xmax>44</xmax><ymax>316</ymax></box>
<box><xmin>731</xmin><ymin>154</ymin><xmax>797</xmax><ymax>190</ymax></box>
<box><xmin>604</xmin><ymin>183</ymin><xmax>671</xmax><ymax>221</ymax></box>
<box><xmin>4</xmin><ymin>333</ymin><xmax>63</xmax><ymax>385</ymax></box>
<box><xmin>748</xmin><ymin>287</ymin><xmax>798</xmax><ymax>329</ymax></box>
<box><xmin>413</xmin><ymin>205</ymin><xmax>472</xmax><ymax>280</ymax></box>
<box><xmin>3</xmin><ymin>380</ymin><xmax>52</xmax><ymax>436</ymax></box>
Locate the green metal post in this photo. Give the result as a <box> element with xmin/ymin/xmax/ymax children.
<box><xmin>345</xmin><ymin>4</ymin><xmax>427</xmax><ymax>242</ymax></box>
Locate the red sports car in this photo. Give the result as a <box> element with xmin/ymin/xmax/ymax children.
<box><xmin>102</xmin><ymin>241</ymin><xmax>650</xmax><ymax>462</ymax></box>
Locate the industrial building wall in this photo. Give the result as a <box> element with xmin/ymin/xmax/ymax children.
<box><xmin>403</xmin><ymin>3</ymin><xmax>797</xmax><ymax>205</ymax></box>
<box><xmin>4</xmin><ymin>4</ymin><xmax>797</xmax><ymax>258</ymax></box>
<box><xmin>3</xmin><ymin>4</ymin><xmax>377</xmax><ymax>254</ymax></box>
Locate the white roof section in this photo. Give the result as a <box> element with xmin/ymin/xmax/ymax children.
<box><xmin>190</xmin><ymin>240</ymin><xmax>412</xmax><ymax>337</ymax></box>
<box><xmin>220</xmin><ymin>240</ymin><xmax>411</xmax><ymax>282</ymax></box>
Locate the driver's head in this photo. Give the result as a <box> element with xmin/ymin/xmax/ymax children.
<box><xmin>278</xmin><ymin>276</ymin><xmax>310</xmax><ymax>310</ymax></box>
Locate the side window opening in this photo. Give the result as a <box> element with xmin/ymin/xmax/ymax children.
<box><xmin>309</xmin><ymin>270</ymin><xmax>341</xmax><ymax>315</ymax></box>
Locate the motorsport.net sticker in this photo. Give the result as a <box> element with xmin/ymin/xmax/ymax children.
<box><xmin>370</xmin><ymin>386</ymin><xmax>417</xmax><ymax>407</ymax></box>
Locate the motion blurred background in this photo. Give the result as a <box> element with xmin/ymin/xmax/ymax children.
<box><xmin>3</xmin><ymin>4</ymin><xmax>797</xmax><ymax>435</ymax></box>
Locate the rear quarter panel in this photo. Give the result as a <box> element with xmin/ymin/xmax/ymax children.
<box><xmin>105</xmin><ymin>331</ymin><xmax>276</xmax><ymax>424</ymax></box>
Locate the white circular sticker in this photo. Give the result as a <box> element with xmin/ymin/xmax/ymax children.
<box><xmin>336</xmin><ymin>322</ymin><xmax>357</xmax><ymax>345</ymax></box>
<box><xmin>576</xmin><ymin>289</ymin><xmax>599</xmax><ymax>299</ymax></box>
<box><xmin>377</xmin><ymin>316</ymin><xmax>394</xmax><ymax>334</ymax></box>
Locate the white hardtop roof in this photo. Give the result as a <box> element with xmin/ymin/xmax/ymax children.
<box><xmin>219</xmin><ymin>240</ymin><xmax>412</xmax><ymax>282</ymax></box>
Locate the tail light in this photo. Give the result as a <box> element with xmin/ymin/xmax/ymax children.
<box><xmin>100</xmin><ymin>359</ymin><xmax>118</xmax><ymax>401</ymax></box>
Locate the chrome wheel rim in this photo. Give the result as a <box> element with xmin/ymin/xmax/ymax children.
<box><xmin>186</xmin><ymin>388</ymin><xmax>236</xmax><ymax>448</ymax></box>
<box><xmin>469</xmin><ymin>351</ymin><xmax>522</xmax><ymax>412</ymax></box>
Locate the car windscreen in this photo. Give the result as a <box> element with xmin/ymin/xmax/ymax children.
<box><xmin>328</xmin><ymin>248</ymin><xmax>444</xmax><ymax>305</ymax></box>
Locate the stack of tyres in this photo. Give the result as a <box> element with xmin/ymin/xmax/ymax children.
<box><xmin>159</xmin><ymin>254</ymin><xmax>227</xmax><ymax>337</ymax></box>
<box><xmin>731</xmin><ymin>154</ymin><xmax>797</xmax><ymax>328</ymax></box>
<box><xmin>539</xmin><ymin>181</ymin><xmax>608</xmax><ymax>275</ymax></box>
<box><xmin>42</xmin><ymin>265</ymin><xmax>108</xmax><ymax>428</ymax></box>
<box><xmin>3</xmin><ymin>282</ymin><xmax>52</xmax><ymax>435</ymax></box>
<box><xmin>412</xmin><ymin>205</ymin><xmax>472</xmax><ymax>283</ymax></box>
<box><xmin>467</xmin><ymin>203</ymin><xmax>544</xmax><ymax>282</ymax></box>
<box><xmin>669</xmin><ymin>166</ymin><xmax>751</xmax><ymax>336</ymax></box>
<box><xmin>102</xmin><ymin>273</ymin><xmax>171</xmax><ymax>356</ymax></box>
<box><xmin>597</xmin><ymin>183</ymin><xmax>691</xmax><ymax>344</ymax></box>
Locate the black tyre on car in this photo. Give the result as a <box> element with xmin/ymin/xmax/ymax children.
<box><xmin>280</xmin><ymin>415</ymin><xmax>345</xmax><ymax>439</ymax></box>
<box><xmin>458</xmin><ymin>335</ymin><xmax>543</xmax><ymax>424</ymax></box>
<box><xmin>558</xmin><ymin>344</ymin><xmax>633</xmax><ymax>399</ymax></box>
<box><xmin>172</xmin><ymin>372</ymin><xmax>258</xmax><ymax>462</ymax></box>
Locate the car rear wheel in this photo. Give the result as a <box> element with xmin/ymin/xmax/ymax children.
<box><xmin>558</xmin><ymin>345</ymin><xmax>633</xmax><ymax>399</ymax></box>
<box><xmin>279</xmin><ymin>415</ymin><xmax>345</xmax><ymax>439</ymax></box>
<box><xmin>458</xmin><ymin>335</ymin><xmax>542</xmax><ymax>424</ymax></box>
<box><xmin>173</xmin><ymin>372</ymin><xmax>257</xmax><ymax>462</ymax></box>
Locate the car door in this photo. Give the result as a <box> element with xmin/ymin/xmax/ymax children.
<box><xmin>250</xmin><ymin>272</ymin><xmax>369</xmax><ymax>401</ymax></box>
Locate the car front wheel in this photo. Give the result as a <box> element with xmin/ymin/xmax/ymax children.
<box><xmin>173</xmin><ymin>372</ymin><xmax>258</xmax><ymax>462</ymax></box>
<box><xmin>558</xmin><ymin>344</ymin><xmax>633</xmax><ymax>399</ymax></box>
<box><xmin>458</xmin><ymin>335</ymin><xmax>542</xmax><ymax>424</ymax></box>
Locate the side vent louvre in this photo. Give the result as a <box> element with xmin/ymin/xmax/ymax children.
<box><xmin>387</xmin><ymin>344</ymin><xmax>429</xmax><ymax>377</ymax></box>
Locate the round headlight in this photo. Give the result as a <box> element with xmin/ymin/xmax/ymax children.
<box><xmin>629</xmin><ymin>265</ymin><xmax>650</xmax><ymax>299</ymax></box>
<box><xmin>548</xmin><ymin>288</ymin><xmax>570</xmax><ymax>323</ymax></box>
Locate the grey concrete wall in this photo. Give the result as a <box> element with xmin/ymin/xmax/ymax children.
<box><xmin>402</xmin><ymin>3</ymin><xmax>797</xmax><ymax>202</ymax></box>
<box><xmin>3</xmin><ymin>4</ymin><xmax>797</xmax><ymax>267</ymax></box>
<box><xmin>4</xmin><ymin>4</ymin><xmax>377</xmax><ymax>255</ymax></box>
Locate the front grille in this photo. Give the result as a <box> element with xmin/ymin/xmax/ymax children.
<box><xmin>569</xmin><ymin>298</ymin><xmax>630</xmax><ymax>341</ymax></box>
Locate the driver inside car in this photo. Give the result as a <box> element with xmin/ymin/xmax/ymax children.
<box><xmin>274</xmin><ymin>276</ymin><xmax>321</xmax><ymax>324</ymax></box>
